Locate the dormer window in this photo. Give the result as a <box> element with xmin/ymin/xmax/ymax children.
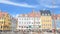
<box><xmin>45</xmin><ymin>14</ymin><xmax>47</xmax><ymax>16</ymax></box>
<box><xmin>48</xmin><ymin>14</ymin><xmax>50</xmax><ymax>16</ymax></box>
<box><xmin>42</xmin><ymin>13</ymin><xmax>44</xmax><ymax>16</ymax></box>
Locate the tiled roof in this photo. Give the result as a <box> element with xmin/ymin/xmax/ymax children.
<box><xmin>18</xmin><ymin>11</ymin><xmax>40</xmax><ymax>17</ymax></box>
<box><xmin>52</xmin><ymin>14</ymin><xmax>60</xmax><ymax>20</ymax></box>
<box><xmin>0</xmin><ymin>11</ymin><xmax>8</xmax><ymax>17</ymax></box>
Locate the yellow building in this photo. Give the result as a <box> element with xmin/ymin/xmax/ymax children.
<box><xmin>40</xmin><ymin>10</ymin><xmax>52</xmax><ymax>30</ymax></box>
<box><xmin>0</xmin><ymin>11</ymin><xmax>11</xmax><ymax>31</ymax></box>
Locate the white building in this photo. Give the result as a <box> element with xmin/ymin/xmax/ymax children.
<box><xmin>16</xmin><ymin>11</ymin><xmax>41</xmax><ymax>30</ymax></box>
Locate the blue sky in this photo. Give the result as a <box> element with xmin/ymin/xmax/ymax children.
<box><xmin>0</xmin><ymin>0</ymin><xmax>60</xmax><ymax>16</ymax></box>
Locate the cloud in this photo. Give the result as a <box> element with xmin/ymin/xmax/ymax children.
<box><xmin>36</xmin><ymin>0</ymin><xmax>60</xmax><ymax>8</ymax></box>
<box><xmin>44</xmin><ymin>5</ymin><xmax>59</xmax><ymax>8</ymax></box>
<box><xmin>0</xmin><ymin>0</ymin><xmax>37</xmax><ymax>8</ymax></box>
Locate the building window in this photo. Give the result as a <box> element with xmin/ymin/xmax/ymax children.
<box><xmin>37</xmin><ymin>22</ymin><xmax>40</xmax><ymax>24</ymax></box>
<box><xmin>29</xmin><ymin>26</ymin><xmax>31</xmax><ymax>28</ymax></box>
<box><xmin>22</xmin><ymin>26</ymin><xmax>23</xmax><ymax>28</ymax></box>
<box><xmin>42</xmin><ymin>13</ymin><xmax>44</xmax><ymax>16</ymax></box>
<box><xmin>45</xmin><ymin>24</ymin><xmax>47</xmax><ymax>26</ymax></box>
<box><xmin>48</xmin><ymin>14</ymin><xmax>50</xmax><ymax>16</ymax></box>
<box><xmin>4</xmin><ymin>26</ymin><xmax>9</xmax><ymax>28</ymax></box>
<box><xmin>50</xmin><ymin>24</ymin><xmax>51</xmax><ymax>26</ymax></box>
<box><xmin>22</xmin><ymin>18</ymin><xmax>23</xmax><ymax>20</ymax></box>
<box><xmin>32</xmin><ymin>22</ymin><xmax>33</xmax><ymax>24</ymax></box>
<box><xmin>45</xmin><ymin>14</ymin><xmax>47</xmax><ymax>16</ymax></box>
<box><xmin>9</xmin><ymin>23</ymin><xmax>11</xmax><ymax>25</ymax></box>
<box><xmin>0</xmin><ymin>26</ymin><xmax>2</xmax><ymax>28</ymax></box>
<box><xmin>24</xmin><ymin>26</ymin><xmax>26</xmax><ymax>28</ymax></box>
<box><xmin>26</xmin><ymin>27</ymin><xmax>28</xmax><ymax>28</ymax></box>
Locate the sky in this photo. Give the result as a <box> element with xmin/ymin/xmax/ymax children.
<box><xmin>0</xmin><ymin>0</ymin><xmax>60</xmax><ymax>17</ymax></box>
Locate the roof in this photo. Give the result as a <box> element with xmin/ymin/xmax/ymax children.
<box><xmin>18</xmin><ymin>10</ymin><xmax>40</xmax><ymax>17</ymax></box>
<box><xmin>40</xmin><ymin>10</ymin><xmax>51</xmax><ymax>16</ymax></box>
<box><xmin>52</xmin><ymin>14</ymin><xmax>60</xmax><ymax>20</ymax></box>
<box><xmin>0</xmin><ymin>11</ymin><xmax>8</xmax><ymax>17</ymax></box>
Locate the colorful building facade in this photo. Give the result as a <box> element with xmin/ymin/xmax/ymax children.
<box><xmin>16</xmin><ymin>10</ymin><xmax>41</xmax><ymax>31</ymax></box>
<box><xmin>40</xmin><ymin>10</ymin><xmax>52</xmax><ymax>30</ymax></box>
<box><xmin>0</xmin><ymin>11</ymin><xmax>11</xmax><ymax>31</ymax></box>
<box><xmin>52</xmin><ymin>14</ymin><xmax>60</xmax><ymax>29</ymax></box>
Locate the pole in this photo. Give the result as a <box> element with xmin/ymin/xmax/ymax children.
<box><xmin>52</xmin><ymin>0</ymin><xmax>56</xmax><ymax>34</ymax></box>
